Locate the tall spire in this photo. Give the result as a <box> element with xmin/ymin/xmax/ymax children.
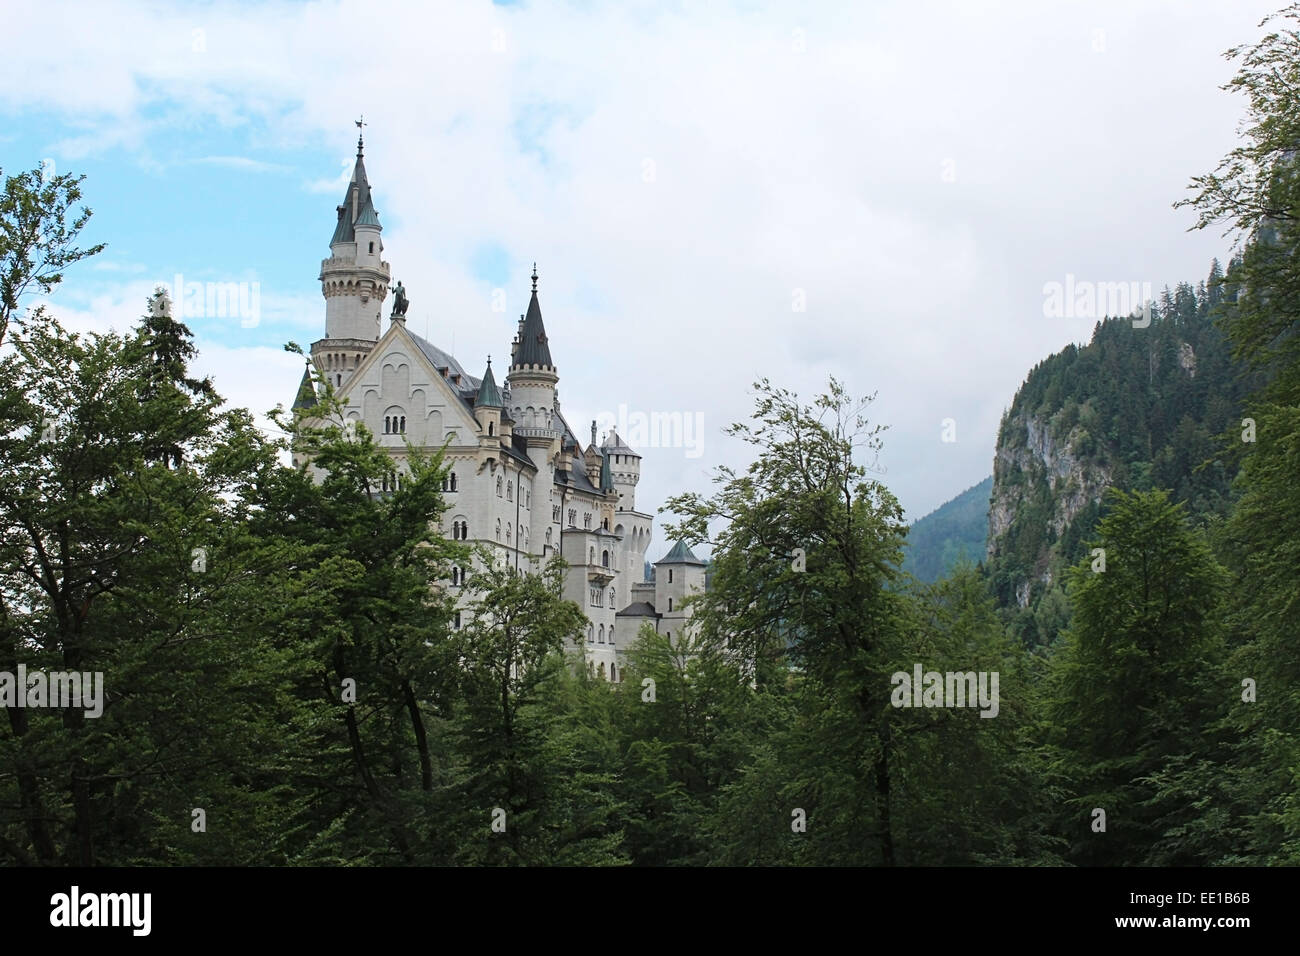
<box><xmin>330</xmin><ymin>119</ymin><xmax>374</xmax><ymax>247</ymax></box>
<box><xmin>512</xmin><ymin>264</ymin><xmax>553</xmax><ymax>368</ymax></box>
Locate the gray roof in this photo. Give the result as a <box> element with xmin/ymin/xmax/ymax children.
<box><xmin>512</xmin><ymin>288</ymin><xmax>553</xmax><ymax>368</ymax></box>
<box><xmin>656</xmin><ymin>540</ymin><xmax>707</xmax><ymax>565</ymax></box>
<box><xmin>475</xmin><ymin>359</ymin><xmax>503</xmax><ymax>408</ymax></box>
<box><xmin>330</xmin><ymin>149</ymin><xmax>373</xmax><ymax>246</ymax></box>
<box><xmin>292</xmin><ymin>366</ymin><xmax>318</xmax><ymax>410</ymax></box>
<box><xmin>601</xmin><ymin>429</ymin><xmax>640</xmax><ymax>456</ymax></box>
<box><xmin>616</xmin><ymin>601</ymin><xmax>659</xmax><ymax>617</ymax></box>
<box><xmin>354</xmin><ymin>198</ymin><xmax>381</xmax><ymax>228</ymax></box>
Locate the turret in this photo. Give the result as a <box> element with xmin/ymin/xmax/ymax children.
<box><xmin>312</xmin><ymin>122</ymin><xmax>390</xmax><ymax>389</ymax></box>
<box><xmin>474</xmin><ymin>357</ymin><xmax>504</xmax><ymax>442</ymax></box>
<box><xmin>506</xmin><ymin>265</ymin><xmax>560</xmax><ymax>444</ymax></box>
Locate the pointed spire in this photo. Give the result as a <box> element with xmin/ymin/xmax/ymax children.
<box><xmin>599</xmin><ymin>450</ymin><xmax>614</xmax><ymax>493</ymax></box>
<box><xmin>292</xmin><ymin>365</ymin><xmax>318</xmax><ymax>410</ymax></box>
<box><xmin>475</xmin><ymin>355</ymin><xmax>503</xmax><ymax>408</ymax></box>
<box><xmin>330</xmin><ymin>118</ymin><xmax>374</xmax><ymax>247</ymax></box>
<box><xmin>512</xmin><ymin>264</ymin><xmax>553</xmax><ymax>368</ymax></box>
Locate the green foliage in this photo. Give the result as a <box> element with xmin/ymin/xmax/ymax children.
<box><xmin>903</xmin><ymin>476</ymin><xmax>992</xmax><ymax>582</ymax></box>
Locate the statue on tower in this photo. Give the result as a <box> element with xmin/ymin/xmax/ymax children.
<box><xmin>391</xmin><ymin>279</ymin><xmax>409</xmax><ymax>318</ymax></box>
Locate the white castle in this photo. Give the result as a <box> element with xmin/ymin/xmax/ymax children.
<box><xmin>291</xmin><ymin>131</ymin><xmax>706</xmax><ymax>679</ymax></box>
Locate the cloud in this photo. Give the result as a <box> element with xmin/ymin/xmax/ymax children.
<box><xmin>0</xmin><ymin>0</ymin><xmax>1275</xmax><ymax>525</ymax></box>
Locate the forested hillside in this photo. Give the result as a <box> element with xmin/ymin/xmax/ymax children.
<box><xmin>985</xmin><ymin>265</ymin><xmax>1257</xmax><ymax>645</ymax></box>
<box><xmin>903</xmin><ymin>477</ymin><xmax>991</xmax><ymax>582</ymax></box>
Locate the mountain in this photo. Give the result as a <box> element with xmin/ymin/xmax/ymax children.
<box><xmin>903</xmin><ymin>476</ymin><xmax>992</xmax><ymax>582</ymax></box>
<box><xmin>984</xmin><ymin>262</ymin><xmax>1255</xmax><ymax>645</ymax></box>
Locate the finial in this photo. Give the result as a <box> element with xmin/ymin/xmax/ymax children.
<box><xmin>531</xmin><ymin>262</ymin><xmax>538</xmax><ymax>293</ymax></box>
<box><xmin>355</xmin><ymin>115</ymin><xmax>366</xmax><ymax>154</ymax></box>
<box><xmin>487</xmin><ymin>354</ymin><xmax>492</xmax><ymax>367</ymax></box>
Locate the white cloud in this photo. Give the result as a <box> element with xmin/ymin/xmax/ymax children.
<box><xmin>1</xmin><ymin>0</ymin><xmax>1275</xmax><ymax>527</ymax></box>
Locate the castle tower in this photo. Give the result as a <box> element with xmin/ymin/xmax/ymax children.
<box><xmin>506</xmin><ymin>265</ymin><xmax>561</xmax><ymax>447</ymax></box>
<box><xmin>654</xmin><ymin>540</ymin><xmax>708</xmax><ymax>643</ymax></box>
<box><xmin>474</xmin><ymin>356</ymin><xmax>504</xmax><ymax>442</ymax></box>
<box><xmin>603</xmin><ymin>428</ymin><xmax>651</xmax><ymax>610</ymax></box>
<box><xmin>313</xmin><ymin>123</ymin><xmax>390</xmax><ymax>389</ymax></box>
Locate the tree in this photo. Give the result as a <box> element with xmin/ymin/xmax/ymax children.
<box><xmin>1046</xmin><ymin>489</ymin><xmax>1232</xmax><ymax>865</ymax></box>
<box><xmin>0</xmin><ymin>164</ymin><xmax>105</xmax><ymax>347</ymax></box>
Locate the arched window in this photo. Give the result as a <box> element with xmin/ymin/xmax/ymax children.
<box><xmin>545</xmin><ymin>527</ymin><xmax>552</xmax><ymax>545</ymax></box>
<box><xmin>611</xmin><ymin>663</ymin><xmax>617</xmax><ymax>682</ymax></box>
<box><xmin>507</xmin><ymin>480</ymin><xmax>513</xmax><ymax>501</ymax></box>
<box><xmin>488</xmin><ymin>421</ymin><xmax>494</xmax><ymax>436</ymax></box>
<box><xmin>496</xmin><ymin>519</ymin><xmax>502</xmax><ymax>541</ymax></box>
<box><xmin>496</xmin><ymin>476</ymin><xmax>503</xmax><ymax>497</ymax></box>
<box><xmin>601</xmin><ymin>550</ymin><xmax>609</xmax><ymax>567</ymax></box>
<box><xmin>451</xmin><ymin>472</ymin><xmax>458</xmax><ymax>491</ymax></box>
<box><xmin>589</xmin><ymin>547</ymin><xmax>595</xmax><ymax>565</ymax></box>
<box><xmin>598</xmin><ymin>625</ymin><xmax>604</xmax><ymax>644</ymax></box>
<box><xmin>587</xmin><ymin>624</ymin><xmax>594</xmax><ymax>644</ymax></box>
<box><xmin>610</xmin><ymin>587</ymin><xmax>616</xmax><ymax>607</ymax></box>
<box><xmin>506</xmin><ymin>523</ymin><xmax>512</xmax><ymax>544</ymax></box>
<box><xmin>598</xmin><ymin>662</ymin><xmax>606</xmax><ymax>679</ymax></box>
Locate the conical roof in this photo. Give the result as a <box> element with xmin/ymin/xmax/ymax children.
<box><xmin>292</xmin><ymin>366</ymin><xmax>318</xmax><ymax>410</ymax></box>
<box><xmin>512</xmin><ymin>265</ymin><xmax>553</xmax><ymax>368</ymax></box>
<box><xmin>329</xmin><ymin>140</ymin><xmax>374</xmax><ymax>246</ymax></box>
<box><xmin>475</xmin><ymin>358</ymin><xmax>503</xmax><ymax>408</ymax></box>
<box><xmin>656</xmin><ymin>540</ymin><xmax>707</xmax><ymax>565</ymax></box>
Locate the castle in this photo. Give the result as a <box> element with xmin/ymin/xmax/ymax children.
<box><xmin>291</xmin><ymin>131</ymin><xmax>706</xmax><ymax>679</ymax></box>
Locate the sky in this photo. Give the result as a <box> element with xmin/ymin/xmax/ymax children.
<box><xmin>0</xmin><ymin>0</ymin><xmax>1279</xmax><ymax>549</ymax></box>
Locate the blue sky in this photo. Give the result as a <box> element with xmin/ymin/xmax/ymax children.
<box><xmin>1</xmin><ymin>0</ymin><xmax>1278</xmax><ymax>535</ymax></box>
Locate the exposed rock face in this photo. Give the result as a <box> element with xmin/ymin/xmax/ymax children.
<box><xmin>987</xmin><ymin>406</ymin><xmax>1112</xmax><ymax>608</ymax></box>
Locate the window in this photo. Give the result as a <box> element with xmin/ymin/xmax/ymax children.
<box><xmin>368</xmin><ymin>241</ymin><xmax>374</xmax><ymax>253</ymax></box>
<box><xmin>451</xmin><ymin>473</ymin><xmax>457</xmax><ymax>491</ymax></box>
<box><xmin>668</xmin><ymin>569</ymin><xmax>673</xmax><ymax>583</ymax></box>
<box><xmin>587</xmin><ymin>624</ymin><xmax>594</xmax><ymax>644</ymax></box>
<box><xmin>583</xmin><ymin>513</ymin><xmax>591</xmax><ymax>530</ymax></box>
<box><xmin>567</xmin><ymin>509</ymin><xmax>576</xmax><ymax>526</ymax></box>
<box><xmin>399</xmin><ymin>416</ymin><xmax>405</xmax><ymax>433</ymax></box>
<box><xmin>507</xmin><ymin>480</ymin><xmax>513</xmax><ymax>502</ymax></box>
<box><xmin>525</xmin><ymin>490</ymin><xmax>530</xmax><ymax>508</ymax></box>
<box><xmin>506</xmin><ymin>523</ymin><xmax>512</xmax><ymax>544</ymax></box>
<box><xmin>496</xmin><ymin>477</ymin><xmax>503</xmax><ymax>497</ymax></box>
<box><xmin>454</xmin><ymin>611</ymin><xmax>462</xmax><ymax>630</ymax></box>
<box><xmin>668</xmin><ymin>598</ymin><xmax>673</xmax><ymax>611</ymax></box>
<box><xmin>602</xmin><ymin>518</ymin><xmax>609</xmax><ymax>530</ymax></box>
<box><xmin>496</xmin><ymin>519</ymin><xmax>501</xmax><ymax>541</ymax></box>
<box><xmin>598</xmin><ymin>625</ymin><xmax>604</xmax><ymax>644</ymax></box>
<box><xmin>488</xmin><ymin>421</ymin><xmax>494</xmax><ymax>436</ymax></box>
<box><xmin>610</xmin><ymin>588</ymin><xmax>616</xmax><ymax>607</ymax></box>
<box><xmin>611</xmin><ymin>663</ymin><xmax>618</xmax><ymax>682</ymax></box>
<box><xmin>601</xmin><ymin>550</ymin><xmax>609</xmax><ymax>568</ymax></box>
<box><xmin>589</xmin><ymin>547</ymin><xmax>595</xmax><ymax>565</ymax></box>
<box><xmin>553</xmin><ymin>506</ymin><xmax>561</xmax><ymax>522</ymax></box>
<box><xmin>545</xmin><ymin>528</ymin><xmax>552</xmax><ymax>545</ymax></box>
